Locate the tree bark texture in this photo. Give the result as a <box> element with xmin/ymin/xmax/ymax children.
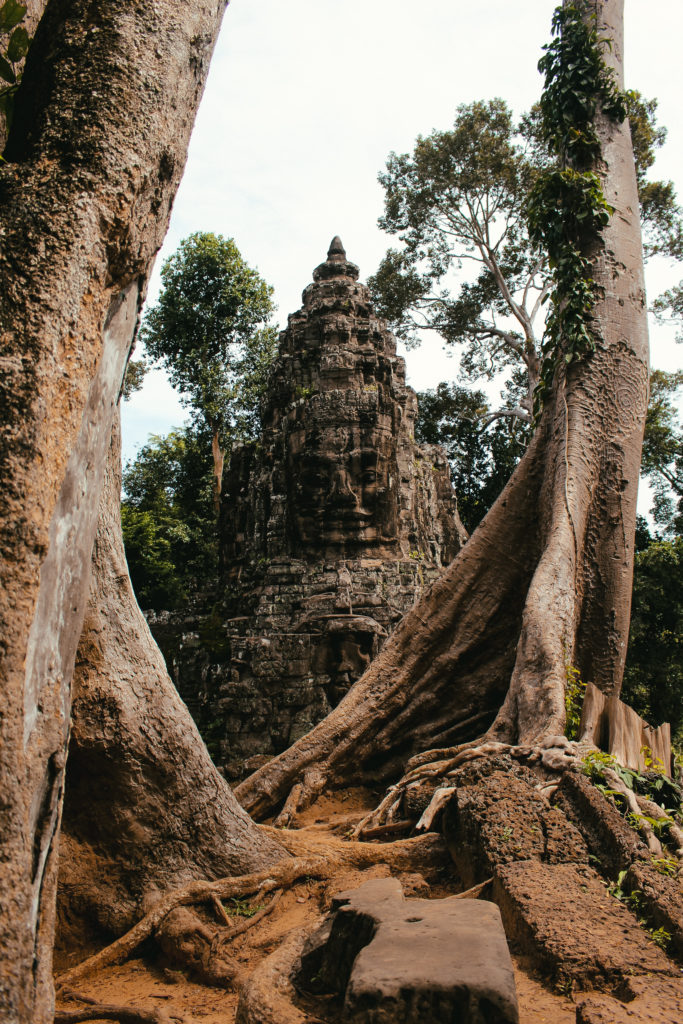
<box><xmin>0</xmin><ymin>2</ymin><xmax>230</xmax><ymax>1020</ymax></box>
<box><xmin>236</xmin><ymin>0</ymin><xmax>649</xmax><ymax>822</ymax></box>
<box><xmin>59</xmin><ymin>412</ymin><xmax>285</xmax><ymax>942</ymax></box>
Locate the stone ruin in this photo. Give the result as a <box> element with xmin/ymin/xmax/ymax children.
<box><xmin>150</xmin><ymin>238</ymin><xmax>466</xmax><ymax>776</ymax></box>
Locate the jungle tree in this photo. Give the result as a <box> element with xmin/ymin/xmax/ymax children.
<box><xmin>236</xmin><ymin>0</ymin><xmax>651</xmax><ymax>826</ymax></box>
<box><xmin>140</xmin><ymin>232</ymin><xmax>277</xmax><ymax>504</ymax></box>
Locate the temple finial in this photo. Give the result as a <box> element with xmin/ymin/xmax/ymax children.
<box><xmin>327</xmin><ymin>236</ymin><xmax>346</xmax><ymax>261</ymax></box>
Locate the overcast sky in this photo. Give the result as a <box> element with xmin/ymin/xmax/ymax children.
<box><xmin>122</xmin><ymin>0</ymin><xmax>683</xmax><ymax>466</ymax></box>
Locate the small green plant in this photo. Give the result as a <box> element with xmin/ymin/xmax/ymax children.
<box><xmin>581</xmin><ymin>749</ymin><xmax>616</xmax><ymax>781</ymax></box>
<box><xmin>0</xmin><ymin>1</ymin><xmax>31</xmax><ymax>134</ymax></box>
<box><xmin>555</xmin><ymin>973</ymin><xmax>573</xmax><ymax>997</ymax></box>
<box><xmin>627</xmin><ymin>811</ymin><xmax>674</xmax><ymax>841</ymax></box>
<box><xmin>294</xmin><ymin>385</ymin><xmax>313</xmax><ymax>401</ymax></box>
<box><xmin>640</xmin><ymin>744</ymin><xmax>666</xmax><ymax>775</ymax></box>
<box><xmin>650</xmin><ymin>855</ymin><xmax>678</xmax><ymax>878</ymax></box>
<box><xmin>500</xmin><ymin>826</ymin><xmax>514</xmax><ymax>843</ymax></box>
<box><xmin>564</xmin><ymin>663</ymin><xmax>586</xmax><ymax>740</ymax></box>
<box><xmin>650</xmin><ymin>926</ymin><xmax>672</xmax><ymax>951</ymax></box>
<box><xmin>226</xmin><ymin>897</ymin><xmax>264</xmax><ymax>918</ymax></box>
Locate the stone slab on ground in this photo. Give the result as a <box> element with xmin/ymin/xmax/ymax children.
<box><xmin>304</xmin><ymin>876</ymin><xmax>519</xmax><ymax>1023</ymax></box>
<box><xmin>493</xmin><ymin>860</ymin><xmax>681</xmax><ymax>993</ymax></box>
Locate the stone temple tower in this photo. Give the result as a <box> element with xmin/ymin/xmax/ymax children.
<box><xmin>151</xmin><ymin>239</ymin><xmax>466</xmax><ymax>776</ymax></box>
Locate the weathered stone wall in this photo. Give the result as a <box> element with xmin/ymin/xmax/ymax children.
<box><xmin>150</xmin><ymin>239</ymin><xmax>466</xmax><ymax>775</ymax></box>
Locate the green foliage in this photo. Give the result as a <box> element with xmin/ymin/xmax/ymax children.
<box><xmin>371</xmin><ymin>2</ymin><xmax>678</xmax><ymax>445</ymax></box>
<box><xmin>414</xmin><ymin>381</ymin><xmax>529</xmax><ymax>533</ymax></box>
<box><xmin>527</xmin><ymin>0</ymin><xmax>627</xmax><ymax>418</ymax></box>
<box><xmin>0</xmin><ymin>0</ymin><xmax>30</xmax><ymax>134</ymax></box>
<box><xmin>608</xmin><ymin>873</ymin><xmax>673</xmax><ymax>951</ymax></box>
<box><xmin>121</xmin><ymin>358</ymin><xmax>148</xmax><ymax>401</ymax></box>
<box><xmin>139</xmin><ymin>233</ymin><xmax>277</xmax><ymax>457</ymax></box>
<box><xmin>626</xmin><ymin>811</ymin><xmax>673</xmax><ymax>840</ymax></box>
<box><xmin>121</xmin><ymin>427</ymin><xmax>216</xmax><ymax>609</ymax></box>
<box><xmin>650</xmin><ymin>926</ymin><xmax>672</xmax><ymax>951</ymax></box>
<box><xmin>639</xmin><ymin>370</ymin><xmax>682</xmax><ymax>534</ymax></box>
<box><xmin>369</xmin><ymin>98</ymin><xmax>545</xmax><ymax>423</ymax></box>
<box><xmin>626</xmin><ymin>91</ymin><xmax>683</xmax><ymax>261</ymax></box>
<box><xmin>650</xmin><ymin>855</ymin><xmax>678</xmax><ymax>878</ymax></box>
<box><xmin>622</xmin><ymin>536</ymin><xmax>683</xmax><ymax>753</ymax></box>
<box><xmin>581</xmin><ymin>749</ymin><xmax>682</xmax><ymax>815</ymax></box>
<box><xmin>564</xmin><ymin>663</ymin><xmax>586</xmax><ymax>741</ymax></box>
<box><xmin>225</xmin><ymin>897</ymin><xmax>263</xmax><ymax>918</ymax></box>
<box><xmin>527</xmin><ymin>168</ymin><xmax>613</xmax><ymax>415</ymax></box>
<box><xmin>537</xmin><ymin>2</ymin><xmax>626</xmax><ymax>167</ymax></box>
<box><xmin>654</xmin><ymin>282</ymin><xmax>683</xmax><ymax>342</ymax></box>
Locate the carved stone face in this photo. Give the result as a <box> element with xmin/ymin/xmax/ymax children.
<box><xmin>309</xmin><ymin>616</ymin><xmax>384</xmax><ymax>706</ymax></box>
<box><xmin>287</xmin><ymin>418</ymin><xmax>398</xmax><ymax>554</ymax></box>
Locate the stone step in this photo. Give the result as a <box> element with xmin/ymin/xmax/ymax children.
<box><xmin>297</xmin><ymin>876</ymin><xmax>519</xmax><ymax>1023</ymax></box>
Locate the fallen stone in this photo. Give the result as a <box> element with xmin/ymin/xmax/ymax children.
<box><xmin>553</xmin><ymin>770</ymin><xmax>647</xmax><ymax>874</ymax></box>
<box><xmin>493</xmin><ymin>860</ymin><xmax>680</xmax><ymax>991</ymax></box>
<box><xmin>575</xmin><ymin>975</ymin><xmax>683</xmax><ymax>1024</ymax></box>
<box><xmin>624</xmin><ymin>860</ymin><xmax>683</xmax><ymax>960</ymax></box>
<box><xmin>298</xmin><ymin>876</ymin><xmax>519</xmax><ymax>1023</ymax></box>
<box><xmin>443</xmin><ymin>768</ymin><xmax>588</xmax><ymax>887</ymax></box>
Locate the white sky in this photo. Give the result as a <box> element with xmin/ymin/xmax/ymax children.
<box><xmin>122</xmin><ymin>0</ymin><xmax>683</xmax><ymax>470</ymax></box>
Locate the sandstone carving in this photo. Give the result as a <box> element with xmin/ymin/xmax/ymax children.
<box><xmin>150</xmin><ymin>238</ymin><xmax>465</xmax><ymax>773</ymax></box>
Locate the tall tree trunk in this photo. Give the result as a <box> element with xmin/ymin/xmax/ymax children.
<box><xmin>59</xmin><ymin>411</ymin><xmax>285</xmax><ymax>940</ymax></box>
<box><xmin>211</xmin><ymin>428</ymin><xmax>225</xmax><ymax>510</ymax></box>
<box><xmin>236</xmin><ymin>0</ymin><xmax>649</xmax><ymax>822</ymax></box>
<box><xmin>0</xmin><ymin>2</ymin><xmax>230</xmax><ymax>1020</ymax></box>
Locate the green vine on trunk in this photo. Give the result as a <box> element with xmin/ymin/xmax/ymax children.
<box><xmin>0</xmin><ymin>0</ymin><xmax>31</xmax><ymax>135</ymax></box>
<box><xmin>527</xmin><ymin>1</ymin><xmax>628</xmax><ymax>418</ymax></box>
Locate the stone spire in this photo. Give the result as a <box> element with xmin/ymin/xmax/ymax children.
<box><xmin>312</xmin><ymin>236</ymin><xmax>359</xmax><ymax>283</ymax></box>
<box><xmin>150</xmin><ymin>242</ymin><xmax>466</xmax><ymax>774</ymax></box>
<box><xmin>327</xmin><ymin>235</ymin><xmax>346</xmax><ymax>260</ymax></box>
<box><xmin>223</xmin><ymin>240</ymin><xmax>465</xmax><ymax>564</ymax></box>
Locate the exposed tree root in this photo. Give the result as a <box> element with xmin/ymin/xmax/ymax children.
<box><xmin>351</xmin><ymin>738</ymin><xmax>581</xmax><ymax>835</ymax></box>
<box><xmin>235</xmin><ymin>926</ymin><xmax>311</xmax><ymax>1024</ymax></box>
<box><xmin>55</xmin><ymin>833</ymin><xmax>449</xmax><ymax>992</ymax></box>
<box><xmin>603</xmin><ymin>768</ymin><xmax>665</xmax><ymax>857</ymax></box>
<box><xmin>54</xmin><ymin>988</ymin><xmax>189</xmax><ymax>1024</ymax></box>
<box><xmin>259</xmin><ymin>825</ymin><xmax>450</xmax><ymax>872</ymax></box>
<box><xmin>220</xmin><ymin>891</ymin><xmax>283</xmax><ymax>942</ymax></box>
<box><xmin>55</xmin><ymin>859</ymin><xmax>319</xmax><ymax>991</ymax></box>
<box><xmin>356</xmin><ymin>820</ymin><xmax>415</xmax><ymax>841</ymax></box>
<box><xmin>154</xmin><ymin>907</ymin><xmax>241</xmax><ymax>989</ymax></box>
<box><xmin>445</xmin><ymin>878</ymin><xmax>493</xmax><ymax>900</ymax></box>
<box><xmin>633</xmin><ymin>794</ymin><xmax>683</xmax><ymax>859</ymax></box>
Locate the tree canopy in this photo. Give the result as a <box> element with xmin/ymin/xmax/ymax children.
<box><xmin>121</xmin><ymin>426</ymin><xmax>216</xmax><ymax>608</ymax></box>
<box><xmin>140</xmin><ymin>232</ymin><xmax>278</xmax><ymax>498</ymax></box>
<box><xmin>640</xmin><ymin>369</ymin><xmax>683</xmax><ymax>535</ymax></box>
<box><xmin>369</xmin><ymin>88</ymin><xmax>681</xmax><ymax>427</ymax></box>
<box><xmin>621</xmin><ymin>535</ymin><xmax>683</xmax><ymax>752</ymax></box>
<box><xmin>415</xmin><ymin>381</ymin><xmax>529</xmax><ymax>534</ymax></box>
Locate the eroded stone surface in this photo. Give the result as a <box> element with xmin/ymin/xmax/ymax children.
<box><xmin>575</xmin><ymin>975</ymin><xmax>683</xmax><ymax>1024</ymax></box>
<box><xmin>443</xmin><ymin>766</ymin><xmax>588</xmax><ymax>887</ymax></box>
<box><xmin>299</xmin><ymin>877</ymin><xmax>519</xmax><ymax>1024</ymax></box>
<box><xmin>493</xmin><ymin>861</ymin><xmax>680</xmax><ymax>990</ymax></box>
<box><xmin>624</xmin><ymin>861</ymin><xmax>683</xmax><ymax>960</ymax></box>
<box><xmin>150</xmin><ymin>240</ymin><xmax>465</xmax><ymax>772</ymax></box>
<box><xmin>553</xmin><ymin>770</ymin><xmax>648</xmax><ymax>875</ymax></box>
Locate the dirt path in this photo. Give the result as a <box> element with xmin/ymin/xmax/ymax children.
<box><xmin>54</xmin><ymin>788</ymin><xmax>577</xmax><ymax>1023</ymax></box>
